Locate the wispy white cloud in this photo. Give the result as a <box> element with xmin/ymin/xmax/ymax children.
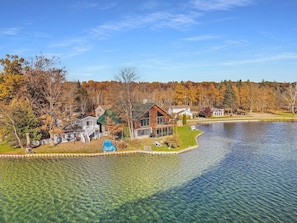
<box><xmin>140</xmin><ymin>0</ymin><xmax>160</xmax><ymax>10</ymax></box>
<box><xmin>219</xmin><ymin>52</ymin><xmax>297</xmax><ymax>66</ymax></box>
<box><xmin>33</xmin><ymin>32</ymin><xmax>51</xmax><ymax>38</ymax></box>
<box><xmin>191</xmin><ymin>0</ymin><xmax>253</xmax><ymax>11</ymax></box>
<box><xmin>70</xmin><ymin>1</ymin><xmax>117</xmax><ymax>10</ymax></box>
<box><xmin>49</xmin><ymin>38</ymin><xmax>85</xmax><ymax>48</ymax></box>
<box><xmin>0</xmin><ymin>27</ymin><xmax>23</xmax><ymax>35</ymax></box>
<box><xmin>90</xmin><ymin>11</ymin><xmax>201</xmax><ymax>38</ymax></box>
<box><xmin>63</xmin><ymin>46</ymin><xmax>90</xmax><ymax>58</ymax></box>
<box><xmin>49</xmin><ymin>37</ymin><xmax>91</xmax><ymax>58</ymax></box>
<box><xmin>139</xmin><ymin>1</ymin><xmax>172</xmax><ymax>11</ymax></box>
<box><xmin>182</xmin><ymin>35</ymin><xmax>218</xmax><ymax>41</ymax></box>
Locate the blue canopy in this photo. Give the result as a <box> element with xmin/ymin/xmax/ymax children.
<box><xmin>102</xmin><ymin>140</ymin><xmax>116</xmax><ymax>152</ymax></box>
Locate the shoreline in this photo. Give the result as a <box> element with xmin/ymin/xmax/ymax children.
<box><xmin>1</xmin><ymin>115</ymin><xmax>295</xmax><ymax>158</ymax></box>
<box><xmin>190</xmin><ymin>112</ymin><xmax>297</xmax><ymax>124</ymax></box>
<box><xmin>0</xmin><ymin>132</ymin><xmax>204</xmax><ymax>158</ymax></box>
<box><xmin>0</xmin><ymin>146</ymin><xmax>199</xmax><ymax>158</ymax></box>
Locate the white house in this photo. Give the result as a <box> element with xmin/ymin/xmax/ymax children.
<box><xmin>212</xmin><ymin>108</ymin><xmax>224</xmax><ymax>117</ymax></box>
<box><xmin>54</xmin><ymin>116</ymin><xmax>100</xmax><ymax>144</ymax></box>
<box><xmin>168</xmin><ymin>105</ymin><xmax>193</xmax><ymax>119</ymax></box>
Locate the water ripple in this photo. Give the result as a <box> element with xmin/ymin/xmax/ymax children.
<box><xmin>1</xmin><ymin>122</ymin><xmax>297</xmax><ymax>222</ymax></box>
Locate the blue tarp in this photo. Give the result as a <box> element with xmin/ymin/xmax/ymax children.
<box><xmin>102</xmin><ymin>140</ymin><xmax>116</xmax><ymax>152</ymax></box>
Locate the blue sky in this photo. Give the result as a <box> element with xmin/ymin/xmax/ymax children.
<box><xmin>1</xmin><ymin>0</ymin><xmax>297</xmax><ymax>83</ymax></box>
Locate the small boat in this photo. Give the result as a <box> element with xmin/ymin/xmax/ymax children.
<box><xmin>102</xmin><ymin>140</ymin><xmax>117</xmax><ymax>152</ymax></box>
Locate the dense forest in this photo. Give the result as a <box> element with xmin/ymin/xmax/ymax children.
<box><xmin>0</xmin><ymin>54</ymin><xmax>296</xmax><ymax>148</ymax></box>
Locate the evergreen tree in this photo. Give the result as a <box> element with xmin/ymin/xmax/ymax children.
<box><xmin>182</xmin><ymin>114</ymin><xmax>187</xmax><ymax>125</ymax></box>
<box><xmin>222</xmin><ymin>82</ymin><xmax>238</xmax><ymax>114</ymax></box>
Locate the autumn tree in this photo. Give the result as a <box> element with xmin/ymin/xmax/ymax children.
<box><xmin>238</xmin><ymin>81</ymin><xmax>259</xmax><ymax>114</ymax></box>
<box><xmin>62</xmin><ymin>82</ymin><xmax>80</xmax><ymax>124</ymax></box>
<box><xmin>151</xmin><ymin>82</ymin><xmax>174</xmax><ymax>109</ymax></box>
<box><xmin>217</xmin><ymin>82</ymin><xmax>226</xmax><ymax>107</ymax></box>
<box><xmin>22</xmin><ymin>55</ymin><xmax>67</xmax><ymax>137</ymax></box>
<box><xmin>114</xmin><ymin>67</ymin><xmax>139</xmax><ymax>140</ymax></box>
<box><xmin>185</xmin><ymin>82</ymin><xmax>198</xmax><ymax>107</ymax></box>
<box><xmin>257</xmin><ymin>85</ymin><xmax>275</xmax><ymax>113</ymax></box>
<box><xmin>173</xmin><ymin>82</ymin><xmax>187</xmax><ymax>105</ymax></box>
<box><xmin>273</xmin><ymin>82</ymin><xmax>283</xmax><ymax>111</ymax></box>
<box><xmin>82</xmin><ymin>80</ymin><xmax>114</xmax><ymax>108</ymax></box>
<box><xmin>0</xmin><ymin>54</ymin><xmax>29</xmax><ymax>148</ymax></box>
<box><xmin>206</xmin><ymin>82</ymin><xmax>220</xmax><ymax>107</ymax></box>
<box><xmin>0</xmin><ymin>54</ymin><xmax>27</xmax><ymax>103</ymax></box>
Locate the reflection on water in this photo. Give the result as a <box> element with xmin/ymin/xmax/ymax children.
<box><xmin>1</xmin><ymin>122</ymin><xmax>297</xmax><ymax>222</ymax></box>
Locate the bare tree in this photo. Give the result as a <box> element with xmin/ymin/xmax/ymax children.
<box><xmin>284</xmin><ymin>82</ymin><xmax>297</xmax><ymax>117</ymax></box>
<box><xmin>0</xmin><ymin>103</ymin><xmax>23</xmax><ymax>148</ymax></box>
<box><xmin>114</xmin><ymin>67</ymin><xmax>139</xmax><ymax>140</ymax></box>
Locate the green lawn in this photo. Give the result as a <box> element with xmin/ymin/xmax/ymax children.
<box><xmin>0</xmin><ymin>142</ymin><xmax>24</xmax><ymax>154</ymax></box>
<box><xmin>152</xmin><ymin>126</ymin><xmax>202</xmax><ymax>152</ymax></box>
<box><xmin>177</xmin><ymin>126</ymin><xmax>202</xmax><ymax>149</ymax></box>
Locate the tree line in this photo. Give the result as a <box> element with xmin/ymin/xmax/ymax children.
<box><xmin>0</xmin><ymin>54</ymin><xmax>296</xmax><ymax>148</ymax></box>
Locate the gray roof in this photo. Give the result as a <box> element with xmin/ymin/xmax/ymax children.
<box><xmin>132</xmin><ymin>102</ymin><xmax>155</xmax><ymax>120</ymax></box>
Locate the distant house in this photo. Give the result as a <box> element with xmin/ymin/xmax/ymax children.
<box><xmin>199</xmin><ymin>107</ymin><xmax>224</xmax><ymax>118</ymax></box>
<box><xmin>95</xmin><ymin>105</ymin><xmax>111</xmax><ymax>118</ymax></box>
<box><xmin>168</xmin><ymin>105</ymin><xmax>193</xmax><ymax>119</ymax></box>
<box><xmin>97</xmin><ymin>108</ymin><xmax>122</xmax><ymax>137</ymax></box>
<box><xmin>97</xmin><ymin>102</ymin><xmax>176</xmax><ymax>139</ymax></box>
<box><xmin>212</xmin><ymin>108</ymin><xmax>224</xmax><ymax>117</ymax></box>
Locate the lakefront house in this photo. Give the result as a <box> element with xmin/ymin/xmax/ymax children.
<box><xmin>97</xmin><ymin>102</ymin><xmax>176</xmax><ymax>139</ymax></box>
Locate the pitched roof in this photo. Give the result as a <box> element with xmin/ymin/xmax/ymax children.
<box><xmin>132</xmin><ymin>102</ymin><xmax>155</xmax><ymax>120</ymax></box>
<box><xmin>97</xmin><ymin>109</ymin><xmax>122</xmax><ymax>125</ymax></box>
<box><xmin>98</xmin><ymin>102</ymin><xmax>171</xmax><ymax>124</ymax></box>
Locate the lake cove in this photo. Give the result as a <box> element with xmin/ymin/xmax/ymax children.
<box><xmin>1</xmin><ymin>122</ymin><xmax>297</xmax><ymax>222</ymax></box>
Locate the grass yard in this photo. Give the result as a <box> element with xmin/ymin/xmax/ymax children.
<box><xmin>0</xmin><ymin>126</ymin><xmax>202</xmax><ymax>154</ymax></box>
<box><xmin>151</xmin><ymin>126</ymin><xmax>202</xmax><ymax>152</ymax></box>
<box><xmin>0</xmin><ymin>142</ymin><xmax>24</xmax><ymax>154</ymax></box>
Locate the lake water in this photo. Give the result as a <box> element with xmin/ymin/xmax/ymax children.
<box><xmin>1</xmin><ymin>122</ymin><xmax>297</xmax><ymax>222</ymax></box>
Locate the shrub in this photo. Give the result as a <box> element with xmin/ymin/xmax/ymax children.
<box><xmin>164</xmin><ymin>135</ymin><xmax>181</xmax><ymax>148</ymax></box>
<box><xmin>116</xmin><ymin>140</ymin><xmax>127</xmax><ymax>149</ymax></box>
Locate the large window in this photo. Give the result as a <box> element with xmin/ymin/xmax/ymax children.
<box><xmin>137</xmin><ymin>129</ymin><xmax>151</xmax><ymax>136</ymax></box>
<box><xmin>157</xmin><ymin>111</ymin><xmax>166</xmax><ymax>125</ymax></box>
<box><xmin>157</xmin><ymin>117</ymin><xmax>166</xmax><ymax>125</ymax></box>
<box><xmin>140</xmin><ymin>118</ymin><xmax>149</xmax><ymax>126</ymax></box>
<box><xmin>156</xmin><ymin>127</ymin><xmax>173</xmax><ymax>137</ymax></box>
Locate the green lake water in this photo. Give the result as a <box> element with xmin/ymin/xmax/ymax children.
<box><xmin>1</xmin><ymin>122</ymin><xmax>297</xmax><ymax>222</ymax></box>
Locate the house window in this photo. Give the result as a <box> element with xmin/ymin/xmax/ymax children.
<box><xmin>86</xmin><ymin>121</ymin><xmax>92</xmax><ymax>126</ymax></box>
<box><xmin>156</xmin><ymin>127</ymin><xmax>173</xmax><ymax>137</ymax></box>
<box><xmin>140</xmin><ymin>118</ymin><xmax>149</xmax><ymax>126</ymax></box>
<box><xmin>157</xmin><ymin>111</ymin><xmax>166</xmax><ymax>125</ymax></box>
<box><xmin>137</xmin><ymin>129</ymin><xmax>150</xmax><ymax>136</ymax></box>
<box><xmin>157</xmin><ymin>117</ymin><xmax>166</xmax><ymax>125</ymax></box>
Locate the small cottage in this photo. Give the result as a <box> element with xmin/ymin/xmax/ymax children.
<box><xmin>212</xmin><ymin>108</ymin><xmax>224</xmax><ymax>117</ymax></box>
